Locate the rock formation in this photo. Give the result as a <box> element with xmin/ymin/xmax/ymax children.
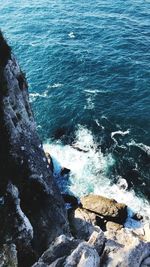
<box><xmin>0</xmin><ymin>31</ymin><xmax>70</xmax><ymax>267</ymax></box>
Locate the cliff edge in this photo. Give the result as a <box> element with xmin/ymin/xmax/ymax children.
<box><xmin>0</xmin><ymin>31</ymin><xmax>70</xmax><ymax>267</ymax></box>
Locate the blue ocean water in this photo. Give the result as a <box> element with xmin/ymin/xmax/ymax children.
<box><xmin>0</xmin><ymin>0</ymin><xmax>150</xmax><ymax>216</ymax></box>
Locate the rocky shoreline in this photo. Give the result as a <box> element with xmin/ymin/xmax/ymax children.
<box><xmin>0</xmin><ymin>32</ymin><xmax>150</xmax><ymax>267</ymax></box>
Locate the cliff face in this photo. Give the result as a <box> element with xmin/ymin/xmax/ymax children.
<box><xmin>0</xmin><ymin>31</ymin><xmax>70</xmax><ymax>267</ymax></box>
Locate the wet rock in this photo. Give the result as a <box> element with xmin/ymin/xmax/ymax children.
<box><xmin>81</xmin><ymin>194</ymin><xmax>127</xmax><ymax>224</ymax></box>
<box><xmin>60</xmin><ymin>167</ymin><xmax>71</xmax><ymax>176</ymax></box>
<box><xmin>132</xmin><ymin>212</ymin><xmax>143</xmax><ymax>221</ymax></box>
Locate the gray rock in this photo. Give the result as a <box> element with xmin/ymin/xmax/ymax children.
<box><xmin>102</xmin><ymin>228</ymin><xmax>150</xmax><ymax>267</ymax></box>
<box><xmin>64</xmin><ymin>242</ymin><xmax>100</xmax><ymax>267</ymax></box>
<box><xmin>88</xmin><ymin>230</ymin><xmax>106</xmax><ymax>255</ymax></box>
<box><xmin>32</xmin><ymin>235</ymin><xmax>79</xmax><ymax>267</ymax></box>
<box><xmin>69</xmin><ymin>208</ymin><xmax>100</xmax><ymax>240</ymax></box>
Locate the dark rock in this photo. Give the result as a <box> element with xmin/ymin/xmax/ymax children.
<box><xmin>0</xmin><ymin>31</ymin><xmax>11</xmax><ymax>66</ymax></box>
<box><xmin>62</xmin><ymin>194</ymin><xmax>78</xmax><ymax>207</ymax></box>
<box><xmin>0</xmin><ymin>32</ymin><xmax>70</xmax><ymax>267</ymax></box>
<box><xmin>53</xmin><ymin>127</ymin><xmax>67</xmax><ymax>140</ymax></box>
<box><xmin>60</xmin><ymin>167</ymin><xmax>71</xmax><ymax>176</ymax></box>
<box><xmin>81</xmin><ymin>194</ymin><xmax>127</xmax><ymax>224</ymax></box>
<box><xmin>71</xmin><ymin>144</ymin><xmax>89</xmax><ymax>153</ymax></box>
<box><xmin>132</xmin><ymin>213</ymin><xmax>143</xmax><ymax>221</ymax></box>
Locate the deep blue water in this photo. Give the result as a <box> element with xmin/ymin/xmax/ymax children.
<box><xmin>0</xmin><ymin>0</ymin><xmax>150</xmax><ymax>210</ymax></box>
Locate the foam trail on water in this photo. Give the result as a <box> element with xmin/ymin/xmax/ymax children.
<box><xmin>44</xmin><ymin>126</ymin><xmax>150</xmax><ymax>224</ymax></box>
<box><xmin>128</xmin><ymin>140</ymin><xmax>150</xmax><ymax>156</ymax></box>
<box><xmin>29</xmin><ymin>91</ymin><xmax>48</xmax><ymax>102</ymax></box>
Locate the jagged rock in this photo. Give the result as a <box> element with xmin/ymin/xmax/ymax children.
<box><xmin>69</xmin><ymin>207</ymin><xmax>103</xmax><ymax>240</ymax></box>
<box><xmin>102</xmin><ymin>228</ymin><xmax>150</xmax><ymax>267</ymax></box>
<box><xmin>0</xmin><ymin>31</ymin><xmax>70</xmax><ymax>267</ymax></box>
<box><xmin>2</xmin><ymin>182</ymin><xmax>33</xmax><ymax>246</ymax></box>
<box><xmin>81</xmin><ymin>195</ymin><xmax>127</xmax><ymax>224</ymax></box>
<box><xmin>88</xmin><ymin>230</ymin><xmax>106</xmax><ymax>255</ymax></box>
<box><xmin>32</xmin><ymin>235</ymin><xmax>80</xmax><ymax>267</ymax></box>
<box><xmin>64</xmin><ymin>242</ymin><xmax>100</xmax><ymax>267</ymax></box>
<box><xmin>106</xmin><ymin>221</ymin><xmax>123</xmax><ymax>232</ymax></box>
<box><xmin>0</xmin><ymin>243</ymin><xmax>18</xmax><ymax>267</ymax></box>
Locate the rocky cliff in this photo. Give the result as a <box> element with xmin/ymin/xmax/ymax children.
<box><xmin>0</xmin><ymin>31</ymin><xmax>70</xmax><ymax>267</ymax></box>
<box><xmin>0</xmin><ymin>32</ymin><xmax>150</xmax><ymax>267</ymax></box>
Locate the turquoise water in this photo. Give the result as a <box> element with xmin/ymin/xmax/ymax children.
<box><xmin>0</xmin><ymin>0</ymin><xmax>150</xmax><ymax>211</ymax></box>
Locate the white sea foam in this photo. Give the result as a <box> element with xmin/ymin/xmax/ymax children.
<box><xmin>68</xmin><ymin>32</ymin><xmax>75</xmax><ymax>38</ymax></box>
<box><xmin>48</xmin><ymin>83</ymin><xmax>63</xmax><ymax>89</ymax></box>
<box><xmin>44</xmin><ymin>126</ymin><xmax>150</xmax><ymax>225</ymax></box>
<box><xmin>84</xmin><ymin>89</ymin><xmax>110</xmax><ymax>94</ymax></box>
<box><xmin>111</xmin><ymin>129</ymin><xmax>130</xmax><ymax>144</ymax></box>
<box><xmin>29</xmin><ymin>91</ymin><xmax>48</xmax><ymax>102</ymax></box>
<box><xmin>84</xmin><ymin>89</ymin><xmax>100</xmax><ymax>94</ymax></box>
<box><xmin>111</xmin><ymin>129</ymin><xmax>130</xmax><ymax>138</ymax></box>
<box><xmin>128</xmin><ymin>140</ymin><xmax>150</xmax><ymax>156</ymax></box>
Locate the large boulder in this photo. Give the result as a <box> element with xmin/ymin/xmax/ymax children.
<box><xmin>81</xmin><ymin>195</ymin><xmax>127</xmax><ymax>224</ymax></box>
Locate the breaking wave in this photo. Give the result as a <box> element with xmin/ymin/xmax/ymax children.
<box><xmin>44</xmin><ymin>125</ymin><xmax>150</xmax><ymax>224</ymax></box>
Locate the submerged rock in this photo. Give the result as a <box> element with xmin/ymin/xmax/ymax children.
<box><xmin>81</xmin><ymin>195</ymin><xmax>127</xmax><ymax>224</ymax></box>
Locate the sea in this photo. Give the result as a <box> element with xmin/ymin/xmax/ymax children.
<box><xmin>0</xmin><ymin>0</ymin><xmax>150</xmax><ymax>223</ymax></box>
